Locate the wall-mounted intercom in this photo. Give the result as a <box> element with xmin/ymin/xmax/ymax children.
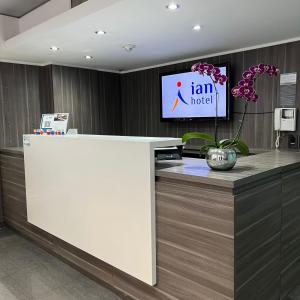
<box><xmin>275</xmin><ymin>72</ymin><xmax>298</xmax><ymax>149</ymax></box>
<box><xmin>274</xmin><ymin>108</ymin><xmax>297</xmax><ymax>132</ymax></box>
<box><xmin>274</xmin><ymin>108</ymin><xmax>297</xmax><ymax>149</ymax></box>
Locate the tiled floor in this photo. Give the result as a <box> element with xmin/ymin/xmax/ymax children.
<box><xmin>3</xmin><ymin>227</ymin><xmax>300</xmax><ymax>300</ymax></box>
<box><xmin>0</xmin><ymin>227</ymin><xmax>123</xmax><ymax>300</ymax></box>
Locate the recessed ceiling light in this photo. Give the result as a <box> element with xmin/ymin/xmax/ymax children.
<box><xmin>193</xmin><ymin>24</ymin><xmax>202</xmax><ymax>31</ymax></box>
<box><xmin>166</xmin><ymin>3</ymin><xmax>179</xmax><ymax>10</ymax></box>
<box><xmin>122</xmin><ymin>44</ymin><xmax>136</xmax><ymax>52</ymax></box>
<box><xmin>95</xmin><ymin>30</ymin><xmax>106</xmax><ymax>35</ymax></box>
<box><xmin>50</xmin><ymin>46</ymin><xmax>59</xmax><ymax>51</ymax></box>
<box><xmin>85</xmin><ymin>55</ymin><xmax>93</xmax><ymax>60</ymax></box>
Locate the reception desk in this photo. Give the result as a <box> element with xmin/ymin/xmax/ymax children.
<box><xmin>1</xmin><ymin>141</ymin><xmax>300</xmax><ymax>300</ymax></box>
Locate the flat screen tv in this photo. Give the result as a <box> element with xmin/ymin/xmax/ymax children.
<box><xmin>160</xmin><ymin>64</ymin><xmax>230</xmax><ymax>121</ymax></box>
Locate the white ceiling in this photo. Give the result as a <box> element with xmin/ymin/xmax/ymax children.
<box><xmin>1</xmin><ymin>0</ymin><xmax>300</xmax><ymax>72</ymax></box>
<box><xmin>0</xmin><ymin>0</ymin><xmax>49</xmax><ymax>17</ymax></box>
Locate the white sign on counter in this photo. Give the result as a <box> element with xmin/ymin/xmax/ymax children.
<box><xmin>40</xmin><ymin>113</ymin><xmax>69</xmax><ymax>132</ymax></box>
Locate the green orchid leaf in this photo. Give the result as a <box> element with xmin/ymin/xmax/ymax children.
<box><xmin>219</xmin><ymin>139</ymin><xmax>230</xmax><ymax>144</ymax></box>
<box><xmin>234</xmin><ymin>139</ymin><xmax>250</xmax><ymax>156</ymax></box>
<box><xmin>182</xmin><ymin>132</ymin><xmax>215</xmax><ymax>143</ymax></box>
<box><xmin>200</xmin><ymin>144</ymin><xmax>216</xmax><ymax>154</ymax></box>
<box><xmin>219</xmin><ymin>139</ymin><xmax>232</xmax><ymax>148</ymax></box>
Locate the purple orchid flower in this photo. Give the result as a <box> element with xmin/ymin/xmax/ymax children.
<box><xmin>191</xmin><ymin>63</ymin><xmax>228</xmax><ymax>85</ymax></box>
<box><xmin>212</xmin><ymin>67</ymin><xmax>221</xmax><ymax>75</ymax></box>
<box><xmin>231</xmin><ymin>86</ymin><xmax>241</xmax><ymax>97</ymax></box>
<box><xmin>191</xmin><ymin>63</ymin><xmax>199</xmax><ymax>72</ymax></box>
<box><xmin>248</xmin><ymin>92</ymin><xmax>259</xmax><ymax>102</ymax></box>
<box><xmin>218</xmin><ymin>75</ymin><xmax>227</xmax><ymax>85</ymax></box>
<box><xmin>231</xmin><ymin>63</ymin><xmax>279</xmax><ymax>102</ymax></box>
<box><xmin>257</xmin><ymin>64</ymin><xmax>265</xmax><ymax>74</ymax></box>
<box><xmin>205</xmin><ymin>64</ymin><xmax>213</xmax><ymax>70</ymax></box>
<box><xmin>242</xmin><ymin>71</ymin><xmax>255</xmax><ymax>80</ymax></box>
<box><xmin>238</xmin><ymin>79</ymin><xmax>254</xmax><ymax>87</ymax></box>
<box><xmin>239</xmin><ymin>86</ymin><xmax>254</xmax><ymax>97</ymax></box>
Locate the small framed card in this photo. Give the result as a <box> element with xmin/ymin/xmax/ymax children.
<box><xmin>40</xmin><ymin>113</ymin><xmax>69</xmax><ymax>132</ymax></box>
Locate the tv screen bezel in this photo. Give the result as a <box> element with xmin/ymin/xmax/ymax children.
<box><xmin>159</xmin><ymin>63</ymin><xmax>231</xmax><ymax>122</ymax></box>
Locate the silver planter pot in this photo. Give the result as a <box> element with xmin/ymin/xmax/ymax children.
<box><xmin>206</xmin><ymin>148</ymin><xmax>237</xmax><ymax>171</ymax></box>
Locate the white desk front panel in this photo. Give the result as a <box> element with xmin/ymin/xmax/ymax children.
<box><xmin>23</xmin><ymin>135</ymin><xmax>181</xmax><ymax>285</ymax></box>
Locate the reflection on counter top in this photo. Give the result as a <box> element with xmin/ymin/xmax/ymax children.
<box><xmin>156</xmin><ymin>150</ymin><xmax>300</xmax><ymax>188</ymax></box>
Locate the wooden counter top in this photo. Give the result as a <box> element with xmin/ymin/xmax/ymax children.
<box><xmin>156</xmin><ymin>150</ymin><xmax>300</xmax><ymax>189</ymax></box>
<box><xmin>2</xmin><ymin>147</ymin><xmax>300</xmax><ymax>189</ymax></box>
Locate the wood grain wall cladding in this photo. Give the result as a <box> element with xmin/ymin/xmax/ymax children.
<box><xmin>0</xmin><ymin>180</ymin><xmax>3</xmax><ymax>226</ymax></box>
<box><xmin>0</xmin><ymin>62</ymin><xmax>122</xmax><ymax>149</ymax></box>
<box><xmin>39</xmin><ymin>65</ymin><xmax>54</xmax><ymax>114</ymax></box>
<box><xmin>98</xmin><ymin>71</ymin><xmax>123</xmax><ymax>135</ymax></box>
<box><xmin>234</xmin><ymin>175</ymin><xmax>283</xmax><ymax>300</ymax></box>
<box><xmin>51</xmin><ymin>65</ymin><xmax>122</xmax><ymax>135</ymax></box>
<box><xmin>281</xmin><ymin>168</ymin><xmax>300</xmax><ymax>299</ymax></box>
<box><xmin>0</xmin><ymin>152</ymin><xmax>26</xmax><ymax>226</ymax></box>
<box><xmin>121</xmin><ymin>40</ymin><xmax>300</xmax><ymax>150</ymax></box>
<box><xmin>0</xmin><ymin>63</ymin><xmax>41</xmax><ymax>148</ymax></box>
<box><xmin>52</xmin><ymin>65</ymin><xmax>101</xmax><ymax>134</ymax></box>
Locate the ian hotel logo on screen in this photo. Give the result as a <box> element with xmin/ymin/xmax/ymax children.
<box><xmin>171</xmin><ymin>80</ymin><xmax>214</xmax><ymax>112</ymax></box>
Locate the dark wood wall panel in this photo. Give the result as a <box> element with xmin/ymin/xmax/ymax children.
<box><xmin>52</xmin><ymin>65</ymin><xmax>122</xmax><ymax>135</ymax></box>
<box><xmin>156</xmin><ymin>179</ymin><xmax>234</xmax><ymax>299</ymax></box>
<box><xmin>0</xmin><ymin>63</ymin><xmax>41</xmax><ymax>148</ymax></box>
<box><xmin>0</xmin><ymin>151</ymin><xmax>27</xmax><ymax>227</ymax></box>
<box><xmin>121</xmin><ymin>41</ymin><xmax>300</xmax><ymax>150</ymax></box>
<box><xmin>0</xmin><ymin>62</ymin><xmax>122</xmax><ymax>149</ymax></box>
<box><xmin>39</xmin><ymin>65</ymin><xmax>54</xmax><ymax>114</ymax></box>
<box><xmin>281</xmin><ymin>168</ymin><xmax>300</xmax><ymax>298</ymax></box>
<box><xmin>285</xmin><ymin>42</ymin><xmax>300</xmax><ymax>134</ymax></box>
<box><xmin>98</xmin><ymin>71</ymin><xmax>122</xmax><ymax>135</ymax></box>
<box><xmin>52</xmin><ymin>65</ymin><xmax>100</xmax><ymax>134</ymax></box>
<box><xmin>234</xmin><ymin>176</ymin><xmax>282</xmax><ymax>300</ymax></box>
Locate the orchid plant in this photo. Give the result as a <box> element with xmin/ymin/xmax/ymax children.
<box><xmin>182</xmin><ymin>63</ymin><xmax>279</xmax><ymax>156</ymax></box>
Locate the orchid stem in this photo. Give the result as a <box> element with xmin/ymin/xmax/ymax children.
<box><xmin>211</xmin><ymin>77</ymin><xmax>219</xmax><ymax>147</ymax></box>
<box><xmin>234</xmin><ymin>101</ymin><xmax>248</xmax><ymax>142</ymax></box>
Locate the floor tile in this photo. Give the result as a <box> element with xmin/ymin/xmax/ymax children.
<box><xmin>0</xmin><ymin>228</ymin><xmax>122</xmax><ymax>300</ymax></box>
